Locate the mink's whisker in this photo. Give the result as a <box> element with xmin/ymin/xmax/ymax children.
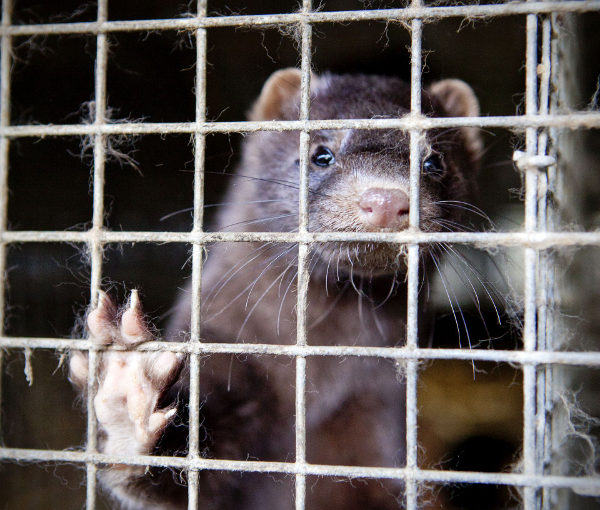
<box><xmin>160</xmin><ymin>199</ymin><xmax>295</xmax><ymax>221</ymax></box>
<box><xmin>309</xmin><ymin>281</ymin><xmax>350</xmax><ymax>332</ymax></box>
<box><xmin>437</xmin><ymin>243</ymin><xmax>492</xmax><ymax>339</ymax></box>
<box><xmin>441</xmin><ymin>243</ymin><xmax>505</xmax><ymax>326</ymax></box>
<box><xmin>219</xmin><ymin>213</ymin><xmax>297</xmax><ymax>231</ymax></box>
<box><xmin>206</xmin><ymin>170</ymin><xmax>330</xmax><ymax>198</ymax></box>
<box><xmin>430</xmin><ymin>248</ymin><xmax>472</xmax><ymax>350</ymax></box>
<box><xmin>276</xmin><ymin>261</ymin><xmax>299</xmax><ymax>337</ymax></box>
<box><xmin>434</xmin><ymin>200</ymin><xmax>495</xmax><ymax>226</ymax></box>
<box><xmin>244</xmin><ymin>243</ymin><xmax>297</xmax><ymax>310</ymax></box>
<box><xmin>203</xmin><ymin>241</ymin><xmax>278</xmax><ymax>309</ymax></box>
<box><xmin>205</xmin><ymin>243</ymin><xmax>296</xmax><ymax>322</ymax></box>
<box><xmin>237</xmin><ymin>252</ymin><xmax>299</xmax><ymax>341</ymax></box>
<box><xmin>373</xmin><ymin>272</ymin><xmax>399</xmax><ymax>310</ymax></box>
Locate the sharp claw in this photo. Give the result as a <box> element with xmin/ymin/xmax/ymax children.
<box><xmin>148</xmin><ymin>407</ymin><xmax>177</xmax><ymax>438</ymax></box>
<box><xmin>87</xmin><ymin>291</ymin><xmax>117</xmax><ymax>345</ymax></box>
<box><xmin>98</xmin><ymin>290</ymin><xmax>116</xmax><ymax>315</ymax></box>
<box><xmin>120</xmin><ymin>290</ymin><xmax>151</xmax><ymax>346</ymax></box>
<box><xmin>129</xmin><ymin>289</ymin><xmax>141</xmax><ymax>312</ymax></box>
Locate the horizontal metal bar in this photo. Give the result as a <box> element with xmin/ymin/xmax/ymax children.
<box><xmin>2</xmin><ymin>113</ymin><xmax>600</xmax><ymax>138</ymax></box>
<box><xmin>1</xmin><ymin>446</ymin><xmax>600</xmax><ymax>492</ymax></box>
<box><xmin>3</xmin><ymin>229</ymin><xmax>600</xmax><ymax>248</ymax></box>
<box><xmin>2</xmin><ymin>337</ymin><xmax>600</xmax><ymax>367</ymax></box>
<box><xmin>1</xmin><ymin>1</ymin><xmax>598</xmax><ymax>37</ymax></box>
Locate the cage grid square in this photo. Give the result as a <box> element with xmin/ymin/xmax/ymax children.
<box><xmin>1</xmin><ymin>0</ymin><xmax>600</xmax><ymax>509</ymax></box>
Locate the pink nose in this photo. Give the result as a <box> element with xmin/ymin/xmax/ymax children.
<box><xmin>358</xmin><ymin>188</ymin><xmax>410</xmax><ymax>228</ymax></box>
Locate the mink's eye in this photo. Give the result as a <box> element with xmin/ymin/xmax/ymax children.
<box><xmin>423</xmin><ymin>154</ymin><xmax>444</xmax><ymax>175</ymax></box>
<box><xmin>312</xmin><ymin>146</ymin><xmax>335</xmax><ymax>167</ymax></box>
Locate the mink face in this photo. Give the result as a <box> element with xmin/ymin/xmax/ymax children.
<box><xmin>235</xmin><ymin>72</ymin><xmax>481</xmax><ymax>275</ymax></box>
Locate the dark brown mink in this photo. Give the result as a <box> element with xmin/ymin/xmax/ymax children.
<box><xmin>69</xmin><ymin>69</ymin><xmax>482</xmax><ymax>510</ymax></box>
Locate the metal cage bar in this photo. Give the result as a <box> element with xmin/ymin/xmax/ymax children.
<box><xmin>536</xmin><ymin>16</ymin><xmax>554</xmax><ymax>510</ymax></box>
<box><xmin>294</xmin><ymin>1</ymin><xmax>313</xmax><ymax>508</ymax></box>
<box><xmin>405</xmin><ymin>1</ymin><xmax>423</xmax><ymax>506</ymax></box>
<box><xmin>4</xmin><ymin>229</ymin><xmax>600</xmax><ymax>247</ymax></box>
<box><xmin>547</xmin><ymin>10</ymin><xmax>566</xmax><ymax>509</ymax></box>
<box><xmin>0</xmin><ymin>1</ymin><xmax>598</xmax><ymax>37</ymax></box>
<box><xmin>2</xmin><ymin>444</ymin><xmax>600</xmax><ymax>492</ymax></box>
<box><xmin>85</xmin><ymin>0</ymin><xmax>109</xmax><ymax>506</ymax></box>
<box><xmin>0</xmin><ymin>0</ymin><xmax>12</xmax><ymax>448</ymax></box>
<box><xmin>522</xmin><ymin>10</ymin><xmax>541</xmax><ymax>510</ymax></box>
<box><xmin>2</xmin><ymin>338</ymin><xmax>600</xmax><ymax>365</ymax></box>
<box><xmin>1</xmin><ymin>112</ymin><xmax>599</xmax><ymax>139</ymax></box>
<box><xmin>186</xmin><ymin>1</ymin><xmax>208</xmax><ymax>507</ymax></box>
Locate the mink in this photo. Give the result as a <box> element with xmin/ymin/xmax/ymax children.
<box><xmin>69</xmin><ymin>69</ymin><xmax>482</xmax><ymax>509</ymax></box>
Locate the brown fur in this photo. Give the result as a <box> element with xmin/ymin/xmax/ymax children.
<box><xmin>73</xmin><ymin>69</ymin><xmax>481</xmax><ymax>509</ymax></box>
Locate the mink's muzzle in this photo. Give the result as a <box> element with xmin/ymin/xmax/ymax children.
<box><xmin>312</xmin><ymin>241</ymin><xmax>408</xmax><ymax>278</ymax></box>
<box><xmin>357</xmin><ymin>188</ymin><xmax>410</xmax><ymax>229</ymax></box>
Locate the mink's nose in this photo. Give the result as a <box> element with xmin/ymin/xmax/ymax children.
<box><xmin>358</xmin><ymin>188</ymin><xmax>410</xmax><ymax>228</ymax></box>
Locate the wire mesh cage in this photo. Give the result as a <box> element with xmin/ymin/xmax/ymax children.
<box><xmin>1</xmin><ymin>1</ymin><xmax>600</xmax><ymax>509</ymax></box>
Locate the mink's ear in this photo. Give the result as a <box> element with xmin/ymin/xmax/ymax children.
<box><xmin>429</xmin><ymin>79</ymin><xmax>479</xmax><ymax>118</ymax></box>
<box><xmin>429</xmin><ymin>79</ymin><xmax>483</xmax><ymax>162</ymax></box>
<box><xmin>249</xmin><ymin>68</ymin><xmax>313</xmax><ymax>121</ymax></box>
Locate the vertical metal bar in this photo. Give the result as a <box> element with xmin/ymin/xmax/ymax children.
<box><xmin>547</xmin><ymin>15</ymin><xmax>561</xmax><ymax>510</ymax></box>
<box><xmin>0</xmin><ymin>0</ymin><xmax>13</xmax><ymax>447</ymax></box>
<box><xmin>406</xmin><ymin>3</ymin><xmax>423</xmax><ymax>508</ymax></box>
<box><xmin>86</xmin><ymin>0</ymin><xmax>109</xmax><ymax>507</ymax></box>
<box><xmin>294</xmin><ymin>265</ymin><xmax>308</xmax><ymax>510</ymax></box>
<box><xmin>188</xmin><ymin>2</ymin><xmax>207</xmax><ymax>508</ymax></box>
<box><xmin>537</xmin><ymin>17</ymin><xmax>551</xmax><ymax>230</ymax></box>
<box><xmin>298</xmin><ymin>3</ymin><xmax>312</xmax><ymax>235</ymax></box>
<box><xmin>296</xmin><ymin>1</ymin><xmax>312</xmax><ymax>509</ymax></box>
<box><xmin>523</xmin><ymin>11</ymin><xmax>539</xmax><ymax>510</ymax></box>
<box><xmin>537</xmin><ymin>18</ymin><xmax>554</xmax><ymax>510</ymax></box>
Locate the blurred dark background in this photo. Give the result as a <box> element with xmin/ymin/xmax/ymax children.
<box><xmin>1</xmin><ymin>1</ymin><xmax>599</xmax><ymax>509</ymax></box>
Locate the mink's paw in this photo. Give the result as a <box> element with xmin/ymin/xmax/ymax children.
<box><xmin>69</xmin><ymin>290</ymin><xmax>182</xmax><ymax>456</ymax></box>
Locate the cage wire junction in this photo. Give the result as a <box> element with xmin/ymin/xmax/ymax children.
<box><xmin>1</xmin><ymin>0</ymin><xmax>600</xmax><ymax>509</ymax></box>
